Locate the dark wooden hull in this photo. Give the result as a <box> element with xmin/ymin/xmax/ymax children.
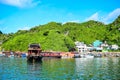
<box><xmin>27</xmin><ymin>56</ymin><xmax>42</xmax><ymax>62</ymax></box>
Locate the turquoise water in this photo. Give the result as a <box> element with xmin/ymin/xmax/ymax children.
<box><xmin>0</xmin><ymin>57</ymin><xmax>120</xmax><ymax>80</ymax></box>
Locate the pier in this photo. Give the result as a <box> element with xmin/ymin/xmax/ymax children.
<box><xmin>41</xmin><ymin>52</ymin><xmax>61</xmax><ymax>58</ymax></box>
<box><xmin>81</xmin><ymin>52</ymin><xmax>120</xmax><ymax>57</ymax></box>
<box><xmin>1</xmin><ymin>50</ymin><xmax>120</xmax><ymax>59</ymax></box>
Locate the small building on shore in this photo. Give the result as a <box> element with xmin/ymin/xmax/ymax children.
<box><xmin>75</xmin><ymin>41</ymin><xmax>88</xmax><ymax>53</ymax></box>
<box><xmin>111</xmin><ymin>44</ymin><xmax>119</xmax><ymax>50</ymax></box>
<box><xmin>75</xmin><ymin>40</ymin><xmax>119</xmax><ymax>53</ymax></box>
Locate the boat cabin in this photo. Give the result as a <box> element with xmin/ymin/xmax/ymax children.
<box><xmin>27</xmin><ymin>44</ymin><xmax>42</xmax><ymax>62</ymax></box>
<box><xmin>28</xmin><ymin>44</ymin><xmax>42</xmax><ymax>56</ymax></box>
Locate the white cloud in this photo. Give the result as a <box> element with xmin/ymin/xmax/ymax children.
<box><xmin>62</xmin><ymin>20</ymin><xmax>80</xmax><ymax>24</ymax></box>
<box><xmin>68</xmin><ymin>20</ymin><xmax>80</xmax><ymax>23</ymax></box>
<box><xmin>0</xmin><ymin>0</ymin><xmax>41</xmax><ymax>8</ymax></box>
<box><xmin>85</xmin><ymin>8</ymin><xmax>120</xmax><ymax>24</ymax></box>
<box><xmin>19</xmin><ymin>27</ymin><xmax>30</xmax><ymax>30</ymax></box>
<box><xmin>85</xmin><ymin>12</ymin><xmax>99</xmax><ymax>21</ymax></box>
<box><xmin>103</xmin><ymin>8</ymin><xmax>120</xmax><ymax>23</ymax></box>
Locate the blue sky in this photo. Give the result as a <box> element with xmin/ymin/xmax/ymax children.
<box><xmin>0</xmin><ymin>0</ymin><xmax>120</xmax><ymax>33</ymax></box>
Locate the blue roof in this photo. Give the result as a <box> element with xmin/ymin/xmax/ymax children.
<box><xmin>93</xmin><ymin>40</ymin><xmax>102</xmax><ymax>47</ymax></box>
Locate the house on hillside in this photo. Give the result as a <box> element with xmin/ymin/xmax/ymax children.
<box><xmin>75</xmin><ymin>40</ymin><xmax>119</xmax><ymax>52</ymax></box>
<box><xmin>111</xmin><ymin>44</ymin><xmax>119</xmax><ymax>50</ymax></box>
<box><xmin>101</xmin><ymin>41</ymin><xmax>108</xmax><ymax>47</ymax></box>
<box><xmin>101</xmin><ymin>41</ymin><xmax>109</xmax><ymax>52</ymax></box>
<box><xmin>93</xmin><ymin>40</ymin><xmax>103</xmax><ymax>51</ymax></box>
<box><xmin>75</xmin><ymin>41</ymin><xmax>87</xmax><ymax>53</ymax></box>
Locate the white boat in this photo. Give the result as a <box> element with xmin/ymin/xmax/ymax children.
<box><xmin>80</xmin><ymin>53</ymin><xmax>94</xmax><ymax>58</ymax></box>
<box><xmin>0</xmin><ymin>54</ymin><xmax>3</xmax><ymax>56</ymax></box>
<box><xmin>80</xmin><ymin>54</ymin><xmax>85</xmax><ymax>58</ymax></box>
<box><xmin>85</xmin><ymin>54</ymin><xmax>94</xmax><ymax>58</ymax></box>
<box><xmin>0</xmin><ymin>52</ymin><xmax>5</xmax><ymax>56</ymax></box>
<box><xmin>8</xmin><ymin>54</ymin><xmax>14</xmax><ymax>58</ymax></box>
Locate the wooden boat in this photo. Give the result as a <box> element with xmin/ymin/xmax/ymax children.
<box><xmin>27</xmin><ymin>44</ymin><xmax>42</xmax><ymax>62</ymax></box>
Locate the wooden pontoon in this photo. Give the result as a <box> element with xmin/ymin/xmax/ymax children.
<box><xmin>41</xmin><ymin>52</ymin><xmax>61</xmax><ymax>58</ymax></box>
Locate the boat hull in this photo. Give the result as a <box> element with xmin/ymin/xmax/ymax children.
<box><xmin>27</xmin><ymin>56</ymin><xmax>42</xmax><ymax>62</ymax></box>
<box><xmin>80</xmin><ymin>54</ymin><xmax>94</xmax><ymax>58</ymax></box>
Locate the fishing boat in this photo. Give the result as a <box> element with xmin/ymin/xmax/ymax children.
<box><xmin>27</xmin><ymin>44</ymin><xmax>42</xmax><ymax>62</ymax></box>
<box><xmin>0</xmin><ymin>52</ymin><xmax>5</xmax><ymax>57</ymax></box>
<box><xmin>85</xmin><ymin>54</ymin><xmax>94</xmax><ymax>58</ymax></box>
<box><xmin>80</xmin><ymin>53</ymin><xmax>94</xmax><ymax>58</ymax></box>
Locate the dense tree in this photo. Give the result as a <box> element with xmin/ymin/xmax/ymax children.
<box><xmin>1</xmin><ymin>15</ymin><xmax>120</xmax><ymax>51</ymax></box>
<box><xmin>0</xmin><ymin>31</ymin><xmax>2</xmax><ymax>34</ymax></box>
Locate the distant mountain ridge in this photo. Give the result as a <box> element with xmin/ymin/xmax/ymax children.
<box><xmin>1</xmin><ymin>15</ymin><xmax>120</xmax><ymax>51</ymax></box>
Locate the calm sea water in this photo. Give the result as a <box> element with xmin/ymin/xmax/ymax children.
<box><xmin>0</xmin><ymin>57</ymin><xmax>120</xmax><ymax>80</ymax></box>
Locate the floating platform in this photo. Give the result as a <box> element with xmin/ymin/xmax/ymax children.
<box><xmin>41</xmin><ymin>52</ymin><xmax>61</xmax><ymax>58</ymax></box>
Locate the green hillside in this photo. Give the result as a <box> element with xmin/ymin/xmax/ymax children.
<box><xmin>1</xmin><ymin>16</ymin><xmax>120</xmax><ymax>52</ymax></box>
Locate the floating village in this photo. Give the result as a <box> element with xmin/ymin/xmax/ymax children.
<box><xmin>0</xmin><ymin>40</ymin><xmax>120</xmax><ymax>62</ymax></box>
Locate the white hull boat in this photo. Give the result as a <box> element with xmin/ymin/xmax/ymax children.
<box><xmin>80</xmin><ymin>54</ymin><xmax>94</xmax><ymax>58</ymax></box>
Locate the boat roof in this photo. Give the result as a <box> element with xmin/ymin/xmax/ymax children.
<box><xmin>29</xmin><ymin>44</ymin><xmax>40</xmax><ymax>48</ymax></box>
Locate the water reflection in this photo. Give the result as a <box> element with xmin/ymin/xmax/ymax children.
<box><xmin>0</xmin><ymin>57</ymin><xmax>120</xmax><ymax>80</ymax></box>
<box><xmin>27</xmin><ymin>62</ymin><xmax>42</xmax><ymax>71</ymax></box>
<box><xmin>41</xmin><ymin>58</ymin><xmax>76</xmax><ymax>80</ymax></box>
<box><xmin>75</xmin><ymin>58</ymin><xmax>120</xmax><ymax>80</ymax></box>
<box><xmin>0</xmin><ymin>58</ymin><xmax>28</xmax><ymax>80</ymax></box>
<box><xmin>26</xmin><ymin>62</ymin><xmax>42</xmax><ymax>80</ymax></box>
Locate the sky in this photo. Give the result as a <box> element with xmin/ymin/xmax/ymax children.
<box><xmin>0</xmin><ymin>0</ymin><xmax>120</xmax><ymax>33</ymax></box>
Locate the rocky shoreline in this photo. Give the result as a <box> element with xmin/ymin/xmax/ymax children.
<box><xmin>85</xmin><ymin>52</ymin><xmax>120</xmax><ymax>57</ymax></box>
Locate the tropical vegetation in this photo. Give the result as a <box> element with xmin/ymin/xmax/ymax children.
<box><xmin>0</xmin><ymin>15</ymin><xmax>120</xmax><ymax>52</ymax></box>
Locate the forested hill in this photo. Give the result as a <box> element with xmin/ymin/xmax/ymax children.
<box><xmin>1</xmin><ymin>15</ymin><xmax>120</xmax><ymax>52</ymax></box>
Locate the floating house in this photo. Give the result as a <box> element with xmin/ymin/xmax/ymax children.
<box><xmin>27</xmin><ymin>44</ymin><xmax>42</xmax><ymax>62</ymax></box>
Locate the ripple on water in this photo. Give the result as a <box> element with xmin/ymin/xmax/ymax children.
<box><xmin>0</xmin><ymin>57</ymin><xmax>120</xmax><ymax>80</ymax></box>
